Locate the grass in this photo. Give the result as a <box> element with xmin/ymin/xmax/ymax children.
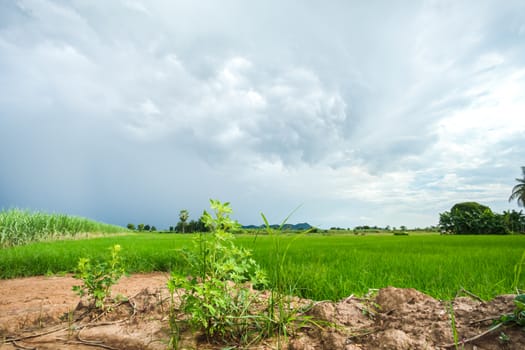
<box><xmin>0</xmin><ymin>209</ymin><xmax>127</xmax><ymax>248</ymax></box>
<box><xmin>1</xmin><ymin>232</ymin><xmax>524</xmax><ymax>301</ymax></box>
<box><xmin>247</xmin><ymin>234</ymin><xmax>525</xmax><ymax>300</ymax></box>
<box><xmin>0</xmin><ymin>234</ymin><xmax>189</xmax><ymax>277</ymax></box>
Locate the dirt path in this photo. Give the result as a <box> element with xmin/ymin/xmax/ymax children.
<box><xmin>1</xmin><ymin>274</ymin><xmax>524</xmax><ymax>349</ymax></box>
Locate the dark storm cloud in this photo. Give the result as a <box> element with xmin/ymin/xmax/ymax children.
<box><xmin>1</xmin><ymin>0</ymin><xmax>524</xmax><ymax>228</ymax></box>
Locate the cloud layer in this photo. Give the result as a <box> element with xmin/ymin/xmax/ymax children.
<box><xmin>1</xmin><ymin>0</ymin><xmax>525</xmax><ymax>228</ymax></box>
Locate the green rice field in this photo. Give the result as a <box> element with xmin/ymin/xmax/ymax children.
<box><xmin>1</xmin><ymin>231</ymin><xmax>524</xmax><ymax>301</ymax></box>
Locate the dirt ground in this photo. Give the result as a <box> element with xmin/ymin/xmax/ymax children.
<box><xmin>1</xmin><ymin>273</ymin><xmax>524</xmax><ymax>349</ymax></box>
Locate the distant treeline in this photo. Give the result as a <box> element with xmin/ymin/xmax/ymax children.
<box><xmin>125</xmin><ymin>220</ymin><xmax>443</xmax><ymax>234</ymax></box>
<box><xmin>242</xmin><ymin>222</ymin><xmax>312</xmax><ymax>231</ymax></box>
<box><xmin>126</xmin><ymin>223</ymin><xmax>157</xmax><ymax>232</ymax></box>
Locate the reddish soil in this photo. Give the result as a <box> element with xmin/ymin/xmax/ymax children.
<box><xmin>1</xmin><ymin>274</ymin><xmax>524</xmax><ymax>349</ymax></box>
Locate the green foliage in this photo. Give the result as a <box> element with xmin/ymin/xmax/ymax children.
<box><xmin>175</xmin><ymin>218</ymin><xmax>208</xmax><ymax>233</ymax></box>
<box><xmin>503</xmin><ymin>210</ymin><xmax>525</xmax><ymax>234</ymax></box>
<box><xmin>439</xmin><ymin>202</ymin><xmax>508</xmax><ymax>235</ymax></box>
<box><xmin>0</xmin><ymin>209</ymin><xmax>126</xmax><ymax>248</ymax></box>
<box><xmin>447</xmin><ymin>301</ymin><xmax>461</xmax><ymax>350</ymax></box>
<box><xmin>260</xmin><ymin>209</ymin><xmax>316</xmax><ymax>343</ymax></box>
<box><xmin>128</xmin><ymin>223</ymin><xmax>156</xmax><ymax>232</ymax></box>
<box><xmin>512</xmin><ymin>251</ymin><xmax>525</xmax><ymax>293</ymax></box>
<box><xmin>72</xmin><ymin>244</ymin><xmax>126</xmax><ymax>310</ymax></box>
<box><xmin>393</xmin><ymin>231</ymin><xmax>409</xmax><ymax>236</ymax></box>
<box><xmin>496</xmin><ymin>294</ymin><xmax>525</xmax><ymax>327</ymax></box>
<box><xmin>451</xmin><ymin>202</ymin><xmax>491</xmax><ymax>215</ymax></box>
<box><xmin>509</xmin><ymin>166</ymin><xmax>525</xmax><ymax>208</ymax></box>
<box><xmin>491</xmin><ymin>252</ymin><xmax>525</xmax><ymax>340</ymax></box>
<box><xmin>168</xmin><ymin>200</ymin><xmax>268</xmax><ymax>345</ymax></box>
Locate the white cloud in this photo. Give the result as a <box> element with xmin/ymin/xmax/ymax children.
<box><xmin>121</xmin><ymin>0</ymin><xmax>151</xmax><ymax>15</ymax></box>
<box><xmin>139</xmin><ymin>99</ymin><xmax>161</xmax><ymax>116</ymax></box>
<box><xmin>431</xmin><ymin>68</ymin><xmax>525</xmax><ymax>171</ymax></box>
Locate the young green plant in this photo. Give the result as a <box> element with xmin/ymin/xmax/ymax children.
<box><xmin>72</xmin><ymin>244</ymin><xmax>126</xmax><ymax>310</ymax></box>
<box><xmin>512</xmin><ymin>250</ymin><xmax>525</xmax><ymax>294</ymax></box>
<box><xmin>447</xmin><ymin>301</ymin><xmax>463</xmax><ymax>350</ymax></box>
<box><xmin>168</xmin><ymin>200</ymin><xmax>268</xmax><ymax>346</ymax></box>
<box><xmin>260</xmin><ymin>209</ymin><xmax>317</xmax><ymax>346</ymax></box>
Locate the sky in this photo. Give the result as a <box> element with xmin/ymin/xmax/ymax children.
<box><xmin>1</xmin><ymin>0</ymin><xmax>525</xmax><ymax>229</ymax></box>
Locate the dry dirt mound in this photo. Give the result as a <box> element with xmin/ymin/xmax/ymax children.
<box><xmin>1</xmin><ymin>275</ymin><xmax>524</xmax><ymax>349</ymax></box>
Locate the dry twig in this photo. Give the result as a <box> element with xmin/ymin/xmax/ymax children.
<box><xmin>440</xmin><ymin>323</ymin><xmax>503</xmax><ymax>348</ymax></box>
<box><xmin>455</xmin><ymin>288</ymin><xmax>484</xmax><ymax>302</ymax></box>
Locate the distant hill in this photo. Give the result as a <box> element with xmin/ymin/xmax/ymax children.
<box><xmin>242</xmin><ymin>222</ymin><xmax>312</xmax><ymax>231</ymax></box>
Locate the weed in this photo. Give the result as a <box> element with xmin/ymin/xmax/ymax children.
<box><xmin>62</xmin><ymin>308</ymin><xmax>75</xmax><ymax>340</ymax></box>
<box><xmin>166</xmin><ymin>279</ymin><xmax>181</xmax><ymax>350</ymax></box>
<box><xmin>512</xmin><ymin>250</ymin><xmax>525</xmax><ymax>293</ymax></box>
<box><xmin>498</xmin><ymin>331</ymin><xmax>510</xmax><ymax>344</ymax></box>
<box><xmin>72</xmin><ymin>244</ymin><xmax>126</xmax><ymax>310</ymax></box>
<box><xmin>447</xmin><ymin>301</ymin><xmax>463</xmax><ymax>350</ymax></box>
<box><xmin>168</xmin><ymin>200</ymin><xmax>268</xmax><ymax>346</ymax></box>
<box><xmin>496</xmin><ymin>294</ymin><xmax>525</xmax><ymax>327</ymax></box>
<box><xmin>260</xmin><ymin>209</ymin><xmax>316</xmax><ymax>345</ymax></box>
<box><xmin>443</xmin><ymin>252</ymin><xmax>525</xmax><ymax>349</ymax></box>
<box><xmin>497</xmin><ymin>251</ymin><xmax>525</xmax><ymax>328</ymax></box>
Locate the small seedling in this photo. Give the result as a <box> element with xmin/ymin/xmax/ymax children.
<box><xmin>447</xmin><ymin>301</ymin><xmax>462</xmax><ymax>350</ymax></box>
<box><xmin>512</xmin><ymin>250</ymin><xmax>525</xmax><ymax>294</ymax></box>
<box><xmin>498</xmin><ymin>331</ymin><xmax>510</xmax><ymax>344</ymax></box>
<box><xmin>72</xmin><ymin>244</ymin><xmax>126</xmax><ymax>310</ymax></box>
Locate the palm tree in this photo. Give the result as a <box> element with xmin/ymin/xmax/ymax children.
<box><xmin>509</xmin><ymin>166</ymin><xmax>525</xmax><ymax>207</ymax></box>
<box><xmin>179</xmin><ymin>209</ymin><xmax>189</xmax><ymax>233</ymax></box>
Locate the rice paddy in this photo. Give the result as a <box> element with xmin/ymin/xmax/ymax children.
<box><xmin>1</xmin><ymin>228</ymin><xmax>523</xmax><ymax>301</ymax></box>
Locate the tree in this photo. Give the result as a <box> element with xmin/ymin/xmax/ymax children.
<box><xmin>179</xmin><ymin>209</ymin><xmax>189</xmax><ymax>233</ymax></box>
<box><xmin>144</xmin><ymin>224</ymin><xmax>151</xmax><ymax>231</ymax></box>
<box><xmin>126</xmin><ymin>223</ymin><xmax>136</xmax><ymax>230</ymax></box>
<box><xmin>451</xmin><ymin>202</ymin><xmax>491</xmax><ymax>215</ymax></box>
<box><xmin>175</xmin><ymin>215</ymin><xmax>209</xmax><ymax>233</ymax></box>
<box><xmin>503</xmin><ymin>210</ymin><xmax>525</xmax><ymax>233</ymax></box>
<box><xmin>439</xmin><ymin>202</ymin><xmax>508</xmax><ymax>235</ymax></box>
<box><xmin>137</xmin><ymin>223</ymin><xmax>145</xmax><ymax>232</ymax></box>
<box><xmin>509</xmin><ymin>166</ymin><xmax>525</xmax><ymax>208</ymax></box>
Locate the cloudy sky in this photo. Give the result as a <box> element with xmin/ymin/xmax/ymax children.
<box><xmin>1</xmin><ymin>0</ymin><xmax>525</xmax><ymax>229</ymax></box>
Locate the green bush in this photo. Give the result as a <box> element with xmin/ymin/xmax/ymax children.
<box><xmin>439</xmin><ymin>202</ymin><xmax>508</xmax><ymax>235</ymax></box>
<box><xmin>393</xmin><ymin>231</ymin><xmax>409</xmax><ymax>236</ymax></box>
<box><xmin>72</xmin><ymin>244</ymin><xmax>126</xmax><ymax>310</ymax></box>
<box><xmin>168</xmin><ymin>200</ymin><xmax>268</xmax><ymax>345</ymax></box>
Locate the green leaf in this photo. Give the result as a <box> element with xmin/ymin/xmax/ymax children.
<box><xmin>514</xmin><ymin>294</ymin><xmax>525</xmax><ymax>309</ymax></box>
